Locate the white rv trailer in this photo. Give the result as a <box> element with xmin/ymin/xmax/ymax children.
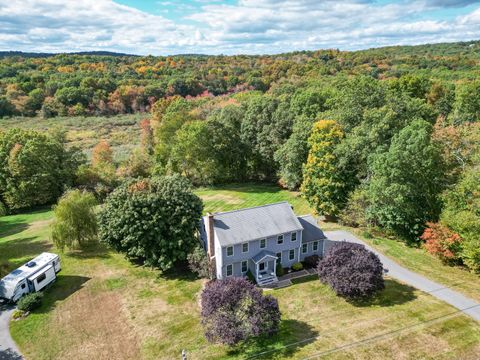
<box><xmin>0</xmin><ymin>252</ymin><xmax>61</xmax><ymax>302</ymax></box>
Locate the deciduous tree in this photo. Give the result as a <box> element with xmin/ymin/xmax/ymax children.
<box><xmin>301</xmin><ymin>120</ymin><xmax>348</xmax><ymax>218</ymax></box>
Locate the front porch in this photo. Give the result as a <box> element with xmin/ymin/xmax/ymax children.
<box><xmin>252</xmin><ymin>250</ymin><xmax>278</xmax><ymax>286</ymax></box>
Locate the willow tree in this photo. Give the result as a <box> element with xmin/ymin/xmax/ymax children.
<box><xmin>51</xmin><ymin>189</ymin><xmax>98</xmax><ymax>251</ymax></box>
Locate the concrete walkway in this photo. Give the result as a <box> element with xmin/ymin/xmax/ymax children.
<box><xmin>325</xmin><ymin>230</ymin><xmax>480</xmax><ymax>322</ymax></box>
<box><xmin>0</xmin><ymin>303</ymin><xmax>23</xmax><ymax>360</ymax></box>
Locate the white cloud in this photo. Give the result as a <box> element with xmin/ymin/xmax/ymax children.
<box><xmin>0</xmin><ymin>0</ymin><xmax>479</xmax><ymax>55</ymax></box>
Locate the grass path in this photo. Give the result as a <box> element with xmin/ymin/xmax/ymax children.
<box><xmin>1</xmin><ymin>184</ymin><xmax>479</xmax><ymax>359</ymax></box>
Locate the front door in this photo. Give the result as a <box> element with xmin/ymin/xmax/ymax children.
<box><xmin>259</xmin><ymin>262</ymin><xmax>267</xmax><ymax>272</ymax></box>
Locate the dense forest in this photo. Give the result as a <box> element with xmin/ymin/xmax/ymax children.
<box><xmin>0</xmin><ymin>40</ymin><xmax>479</xmax><ymax>272</ymax></box>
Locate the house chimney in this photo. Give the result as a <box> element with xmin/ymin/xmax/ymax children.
<box><xmin>207</xmin><ymin>213</ymin><xmax>215</xmax><ymax>259</ymax></box>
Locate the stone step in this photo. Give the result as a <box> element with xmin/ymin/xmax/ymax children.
<box><xmin>258</xmin><ymin>276</ymin><xmax>278</xmax><ymax>286</ymax></box>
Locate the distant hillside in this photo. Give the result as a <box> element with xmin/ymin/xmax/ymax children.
<box><xmin>0</xmin><ymin>50</ymin><xmax>136</xmax><ymax>58</ymax></box>
<box><xmin>1</xmin><ymin>39</ymin><xmax>480</xmax><ymax>120</ymax></box>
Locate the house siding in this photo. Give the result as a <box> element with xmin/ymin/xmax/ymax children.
<box><xmin>206</xmin><ymin>213</ymin><xmax>328</xmax><ymax>280</ymax></box>
<box><xmin>299</xmin><ymin>239</ymin><xmax>324</xmax><ymax>261</ymax></box>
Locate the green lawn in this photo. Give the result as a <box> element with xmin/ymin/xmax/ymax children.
<box><xmin>196</xmin><ymin>183</ymin><xmax>311</xmax><ymax>215</ymax></box>
<box><xmin>2</xmin><ymin>184</ymin><xmax>480</xmax><ymax>359</ymax></box>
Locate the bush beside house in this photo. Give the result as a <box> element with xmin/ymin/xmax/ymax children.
<box><xmin>317</xmin><ymin>242</ymin><xmax>384</xmax><ymax>299</ymax></box>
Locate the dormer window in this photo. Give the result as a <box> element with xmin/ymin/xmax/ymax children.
<box><xmin>277</xmin><ymin>235</ymin><xmax>284</xmax><ymax>244</ymax></box>
<box><xmin>291</xmin><ymin>232</ymin><xmax>297</xmax><ymax>241</ymax></box>
<box><xmin>226</xmin><ymin>246</ymin><xmax>234</xmax><ymax>256</ymax></box>
<box><xmin>242</xmin><ymin>242</ymin><xmax>249</xmax><ymax>253</ymax></box>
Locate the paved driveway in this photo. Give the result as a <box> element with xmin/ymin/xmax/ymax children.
<box><xmin>0</xmin><ymin>303</ymin><xmax>23</xmax><ymax>360</ymax></box>
<box><xmin>324</xmin><ymin>230</ymin><xmax>480</xmax><ymax>322</ymax></box>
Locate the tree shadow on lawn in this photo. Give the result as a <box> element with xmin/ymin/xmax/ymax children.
<box><xmin>35</xmin><ymin>274</ymin><xmax>91</xmax><ymax>314</ymax></box>
<box><xmin>0</xmin><ymin>219</ymin><xmax>29</xmax><ymax>238</ymax></box>
<box><xmin>200</xmin><ymin>183</ymin><xmax>281</xmax><ymax>194</ymax></box>
<box><xmin>349</xmin><ymin>279</ymin><xmax>417</xmax><ymax>308</ymax></box>
<box><xmin>0</xmin><ymin>237</ymin><xmax>53</xmax><ymax>266</ymax></box>
<box><xmin>227</xmin><ymin>319</ymin><xmax>319</xmax><ymax>359</ymax></box>
<box><xmin>160</xmin><ymin>261</ymin><xmax>198</xmax><ymax>282</ymax></box>
<box><xmin>66</xmin><ymin>242</ymin><xmax>111</xmax><ymax>260</ymax></box>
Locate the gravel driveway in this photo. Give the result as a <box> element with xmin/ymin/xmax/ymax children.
<box><xmin>325</xmin><ymin>230</ymin><xmax>480</xmax><ymax>322</ymax></box>
<box><xmin>0</xmin><ymin>302</ymin><xmax>23</xmax><ymax>360</ymax></box>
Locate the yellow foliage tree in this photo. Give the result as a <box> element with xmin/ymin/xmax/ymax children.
<box><xmin>301</xmin><ymin>120</ymin><xmax>348</xmax><ymax>219</ymax></box>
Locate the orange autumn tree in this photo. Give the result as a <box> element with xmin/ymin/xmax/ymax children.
<box><xmin>92</xmin><ymin>140</ymin><xmax>113</xmax><ymax>167</ymax></box>
<box><xmin>421</xmin><ymin>222</ymin><xmax>463</xmax><ymax>264</ymax></box>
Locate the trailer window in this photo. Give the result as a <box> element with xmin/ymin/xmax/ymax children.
<box><xmin>37</xmin><ymin>273</ymin><xmax>47</xmax><ymax>284</ymax></box>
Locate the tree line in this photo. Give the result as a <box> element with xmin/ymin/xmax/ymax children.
<box><xmin>1</xmin><ymin>40</ymin><xmax>480</xmax><ymax>118</ymax></box>
<box><xmin>0</xmin><ymin>46</ymin><xmax>479</xmax><ymax>273</ymax></box>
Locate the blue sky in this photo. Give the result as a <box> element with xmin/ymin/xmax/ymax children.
<box><xmin>1</xmin><ymin>0</ymin><xmax>480</xmax><ymax>55</ymax></box>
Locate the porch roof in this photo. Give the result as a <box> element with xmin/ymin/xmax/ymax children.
<box><xmin>252</xmin><ymin>250</ymin><xmax>278</xmax><ymax>264</ymax></box>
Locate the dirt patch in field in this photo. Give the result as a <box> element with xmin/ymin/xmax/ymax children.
<box><xmin>199</xmin><ymin>193</ymin><xmax>243</xmax><ymax>205</ymax></box>
<box><xmin>27</xmin><ymin>219</ymin><xmax>52</xmax><ymax>231</ymax></box>
<box><xmin>53</xmin><ymin>286</ymin><xmax>140</xmax><ymax>360</ymax></box>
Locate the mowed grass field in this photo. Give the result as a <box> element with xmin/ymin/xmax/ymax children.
<box><xmin>1</xmin><ymin>184</ymin><xmax>479</xmax><ymax>359</ymax></box>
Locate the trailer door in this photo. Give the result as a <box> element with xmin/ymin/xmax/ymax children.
<box><xmin>28</xmin><ymin>265</ymin><xmax>56</xmax><ymax>292</ymax></box>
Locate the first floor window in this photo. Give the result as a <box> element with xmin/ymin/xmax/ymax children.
<box><xmin>276</xmin><ymin>252</ymin><xmax>282</xmax><ymax>264</ymax></box>
<box><xmin>289</xmin><ymin>249</ymin><xmax>295</xmax><ymax>260</ymax></box>
<box><xmin>226</xmin><ymin>264</ymin><xmax>233</xmax><ymax>277</ymax></box>
<box><xmin>313</xmin><ymin>241</ymin><xmax>318</xmax><ymax>251</ymax></box>
<box><xmin>302</xmin><ymin>243</ymin><xmax>308</xmax><ymax>253</ymax></box>
<box><xmin>241</xmin><ymin>261</ymin><xmax>248</xmax><ymax>273</ymax></box>
<box><xmin>227</xmin><ymin>246</ymin><xmax>234</xmax><ymax>256</ymax></box>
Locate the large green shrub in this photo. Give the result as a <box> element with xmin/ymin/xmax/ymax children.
<box><xmin>17</xmin><ymin>292</ymin><xmax>43</xmax><ymax>311</ymax></box>
<box><xmin>98</xmin><ymin>175</ymin><xmax>203</xmax><ymax>271</ymax></box>
<box><xmin>187</xmin><ymin>245</ymin><xmax>212</xmax><ymax>279</ymax></box>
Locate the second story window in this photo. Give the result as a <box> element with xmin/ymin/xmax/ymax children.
<box><xmin>226</xmin><ymin>246</ymin><xmax>234</xmax><ymax>256</ymax></box>
<box><xmin>260</xmin><ymin>238</ymin><xmax>266</xmax><ymax>248</ymax></box>
<box><xmin>291</xmin><ymin>232</ymin><xmax>297</xmax><ymax>241</ymax></box>
<box><xmin>242</xmin><ymin>242</ymin><xmax>249</xmax><ymax>253</ymax></box>
<box><xmin>277</xmin><ymin>234</ymin><xmax>284</xmax><ymax>244</ymax></box>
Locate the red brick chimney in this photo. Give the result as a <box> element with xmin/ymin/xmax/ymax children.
<box><xmin>207</xmin><ymin>213</ymin><xmax>215</xmax><ymax>259</ymax></box>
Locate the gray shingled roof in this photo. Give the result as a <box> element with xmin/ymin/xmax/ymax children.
<box><xmin>297</xmin><ymin>215</ymin><xmax>327</xmax><ymax>243</ymax></box>
<box><xmin>207</xmin><ymin>202</ymin><xmax>303</xmax><ymax>246</ymax></box>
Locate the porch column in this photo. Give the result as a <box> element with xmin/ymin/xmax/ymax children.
<box><xmin>256</xmin><ymin>262</ymin><xmax>259</xmax><ymax>279</ymax></box>
<box><xmin>273</xmin><ymin>257</ymin><xmax>277</xmax><ymax>277</ymax></box>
